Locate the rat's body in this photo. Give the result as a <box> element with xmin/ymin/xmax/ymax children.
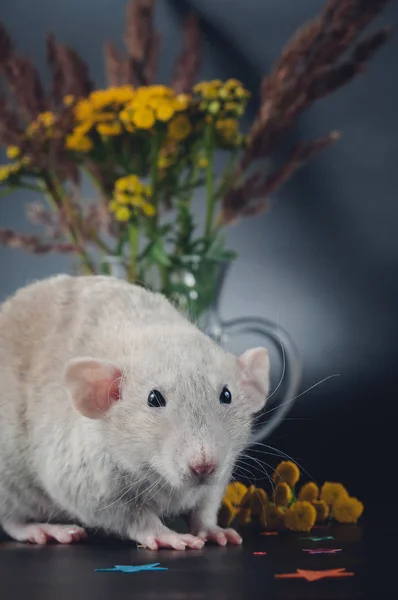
<box><xmin>0</xmin><ymin>275</ymin><xmax>270</xmax><ymax>549</ymax></box>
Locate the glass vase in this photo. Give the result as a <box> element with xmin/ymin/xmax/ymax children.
<box><xmin>101</xmin><ymin>255</ymin><xmax>302</xmax><ymax>443</ymax></box>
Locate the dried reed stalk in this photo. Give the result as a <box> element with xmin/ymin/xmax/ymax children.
<box><xmin>0</xmin><ymin>229</ymin><xmax>77</xmax><ymax>254</ymax></box>
<box><xmin>0</xmin><ymin>22</ymin><xmax>47</xmax><ymax>122</ymax></box>
<box><xmin>171</xmin><ymin>15</ymin><xmax>202</xmax><ymax>94</ymax></box>
<box><xmin>221</xmin><ymin>0</ymin><xmax>392</xmax><ymax>223</ymax></box>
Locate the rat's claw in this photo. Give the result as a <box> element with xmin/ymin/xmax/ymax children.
<box><xmin>138</xmin><ymin>531</ymin><xmax>205</xmax><ymax>551</ymax></box>
<box><xmin>197</xmin><ymin>526</ymin><xmax>243</xmax><ymax>546</ymax></box>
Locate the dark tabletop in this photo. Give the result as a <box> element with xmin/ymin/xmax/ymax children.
<box><xmin>0</xmin><ymin>518</ymin><xmax>392</xmax><ymax>600</ymax></box>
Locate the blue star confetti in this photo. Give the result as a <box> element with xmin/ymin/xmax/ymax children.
<box><xmin>95</xmin><ymin>563</ymin><xmax>168</xmax><ymax>573</ymax></box>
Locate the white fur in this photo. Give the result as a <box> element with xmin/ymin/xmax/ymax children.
<box><xmin>0</xmin><ymin>275</ymin><xmax>269</xmax><ymax>547</ymax></box>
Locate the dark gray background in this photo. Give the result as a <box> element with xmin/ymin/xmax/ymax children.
<box><xmin>1</xmin><ymin>0</ymin><xmax>397</xmax><ymax>508</ymax></box>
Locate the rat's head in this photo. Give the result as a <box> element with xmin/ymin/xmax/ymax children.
<box><xmin>63</xmin><ymin>326</ymin><xmax>270</xmax><ymax>490</ymax></box>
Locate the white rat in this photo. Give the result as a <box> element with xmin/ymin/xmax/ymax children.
<box><xmin>0</xmin><ymin>274</ymin><xmax>270</xmax><ymax>550</ymax></box>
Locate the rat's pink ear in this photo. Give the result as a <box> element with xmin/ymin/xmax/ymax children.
<box><xmin>63</xmin><ymin>358</ymin><xmax>123</xmax><ymax>419</ymax></box>
<box><xmin>237</xmin><ymin>347</ymin><xmax>270</xmax><ymax>413</ymax></box>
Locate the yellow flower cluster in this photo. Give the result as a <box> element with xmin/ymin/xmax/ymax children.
<box><xmin>218</xmin><ymin>461</ymin><xmax>364</xmax><ymax>532</ymax></box>
<box><xmin>193</xmin><ymin>78</ymin><xmax>249</xmax><ymax>146</ymax></box>
<box><xmin>21</xmin><ymin>80</ymin><xmax>248</xmax><ymax>168</ymax></box>
<box><xmin>0</xmin><ymin>155</ymin><xmax>31</xmax><ymax>183</ymax></box>
<box><xmin>63</xmin><ymin>84</ymin><xmax>193</xmax><ymax>153</ymax></box>
<box><xmin>0</xmin><ymin>162</ymin><xmax>21</xmax><ymax>182</ymax></box>
<box><xmin>25</xmin><ymin>111</ymin><xmax>59</xmax><ymax>143</ymax></box>
<box><xmin>193</xmin><ymin>78</ymin><xmax>250</xmax><ymax>112</ymax></box>
<box><xmin>109</xmin><ymin>174</ymin><xmax>155</xmax><ymax>222</ymax></box>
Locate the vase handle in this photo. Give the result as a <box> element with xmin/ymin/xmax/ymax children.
<box><xmin>220</xmin><ymin>316</ymin><xmax>302</xmax><ymax>444</ymax></box>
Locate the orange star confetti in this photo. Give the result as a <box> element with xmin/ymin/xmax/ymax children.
<box><xmin>260</xmin><ymin>531</ymin><xmax>278</xmax><ymax>536</ymax></box>
<box><xmin>275</xmin><ymin>568</ymin><xmax>354</xmax><ymax>582</ymax></box>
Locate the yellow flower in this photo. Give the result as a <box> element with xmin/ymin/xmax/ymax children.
<box><xmin>208</xmin><ymin>101</ymin><xmax>221</xmax><ymax>115</ymax></box>
<box><xmin>218</xmin><ymin>498</ymin><xmax>238</xmax><ymax>528</ymax></box>
<box><xmin>174</xmin><ymin>94</ymin><xmax>190</xmax><ymax>111</ymax></box>
<box><xmin>224</xmin><ymin>482</ymin><xmax>248</xmax><ymax>506</ymax></box>
<box><xmin>95</xmin><ymin>112</ymin><xmax>117</xmax><ymax>123</ymax></box>
<box><xmin>320</xmin><ymin>482</ymin><xmax>349</xmax><ymax>506</ymax></box>
<box><xmin>168</xmin><ymin>114</ymin><xmax>192</xmax><ymax>141</ymax></box>
<box><xmin>110</xmin><ymin>85</ymin><xmax>135</xmax><ymax>104</ymax></box>
<box><xmin>74</xmin><ymin>99</ymin><xmax>95</xmax><ymax>121</ymax></box>
<box><xmin>0</xmin><ymin>162</ymin><xmax>21</xmax><ymax>181</ymax></box>
<box><xmin>332</xmin><ymin>496</ymin><xmax>364</xmax><ymax>524</ymax></box>
<box><xmin>0</xmin><ymin>166</ymin><xmax>9</xmax><ymax>182</ymax></box>
<box><xmin>65</xmin><ymin>133</ymin><xmax>93</xmax><ymax>152</ymax></box>
<box><xmin>115</xmin><ymin>174</ymin><xmax>144</xmax><ymax>194</ymax></box>
<box><xmin>237</xmin><ymin>507</ymin><xmax>251</xmax><ymax>526</ymax></box>
<box><xmin>224</xmin><ymin>78</ymin><xmax>243</xmax><ymax>90</ymax></box>
<box><xmin>284</xmin><ymin>501</ymin><xmax>316</xmax><ymax>532</ymax></box>
<box><xmin>63</xmin><ymin>94</ymin><xmax>75</xmax><ymax>106</ymax></box>
<box><xmin>158</xmin><ymin>154</ymin><xmax>173</xmax><ymax>169</ymax></box>
<box><xmin>114</xmin><ymin>192</ymin><xmax>131</xmax><ymax>205</ymax></box>
<box><xmin>132</xmin><ymin>106</ymin><xmax>156</xmax><ymax>129</ymax></box>
<box><xmin>224</xmin><ymin>102</ymin><xmax>240</xmax><ymax>113</ymax></box>
<box><xmin>298</xmin><ymin>482</ymin><xmax>319</xmax><ymax>503</ymax></box>
<box><xmin>26</xmin><ymin>111</ymin><xmax>57</xmax><ymax>137</ymax></box>
<box><xmin>216</xmin><ymin>118</ymin><xmax>239</xmax><ymax>138</ymax></box>
<box><xmin>6</xmin><ymin>146</ymin><xmax>20</xmax><ymax>159</ymax></box>
<box><xmin>265</xmin><ymin>505</ymin><xmax>285</xmax><ymax>530</ymax></box>
<box><xmin>89</xmin><ymin>87</ymin><xmax>135</xmax><ymax>110</ymax></box>
<box><xmin>197</xmin><ymin>157</ymin><xmax>208</xmax><ymax>169</ymax></box>
<box><xmin>312</xmin><ymin>500</ymin><xmax>329</xmax><ymax>522</ymax></box>
<box><xmin>140</xmin><ymin>201</ymin><xmax>155</xmax><ymax>217</ymax></box>
<box><xmin>146</xmin><ymin>84</ymin><xmax>173</xmax><ymax>97</ymax></box>
<box><xmin>120</xmin><ymin>108</ymin><xmax>132</xmax><ymax>122</ymax></box>
<box><xmin>114</xmin><ymin>206</ymin><xmax>131</xmax><ymax>222</ymax></box>
<box><xmin>153</xmin><ymin>100</ymin><xmax>175</xmax><ymax>122</ymax></box>
<box><xmin>249</xmin><ymin>488</ymin><xmax>268</xmax><ymax>514</ymax></box>
<box><xmin>97</xmin><ymin>122</ymin><xmax>123</xmax><ymax>136</ymax></box>
<box><xmin>234</xmin><ymin>86</ymin><xmax>247</xmax><ymax>98</ymax></box>
<box><xmin>72</xmin><ymin>121</ymin><xmax>94</xmax><ymax>137</ymax></box>
<box><xmin>37</xmin><ymin>111</ymin><xmax>56</xmax><ymax>127</ymax></box>
<box><xmin>274</xmin><ymin>482</ymin><xmax>292</xmax><ymax>507</ymax></box>
<box><xmin>272</xmin><ymin>461</ymin><xmax>300</xmax><ymax>486</ymax></box>
<box><xmin>249</xmin><ymin>488</ymin><xmax>268</xmax><ymax>526</ymax></box>
<box><xmin>111</xmin><ymin>175</ymin><xmax>155</xmax><ymax>218</ymax></box>
<box><xmin>193</xmin><ymin>80</ymin><xmax>222</xmax><ymax>99</ymax></box>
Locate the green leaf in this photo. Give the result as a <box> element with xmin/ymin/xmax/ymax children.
<box><xmin>148</xmin><ymin>238</ymin><xmax>172</xmax><ymax>267</ymax></box>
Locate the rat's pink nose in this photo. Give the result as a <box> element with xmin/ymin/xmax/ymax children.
<box><xmin>189</xmin><ymin>460</ymin><xmax>217</xmax><ymax>476</ymax></box>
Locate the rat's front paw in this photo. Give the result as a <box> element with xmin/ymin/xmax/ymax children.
<box><xmin>194</xmin><ymin>526</ymin><xmax>242</xmax><ymax>547</ymax></box>
<box><xmin>137</xmin><ymin>531</ymin><xmax>205</xmax><ymax>551</ymax></box>
<box><xmin>3</xmin><ymin>522</ymin><xmax>87</xmax><ymax>545</ymax></box>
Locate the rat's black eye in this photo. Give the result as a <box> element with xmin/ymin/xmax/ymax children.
<box><xmin>148</xmin><ymin>390</ymin><xmax>166</xmax><ymax>408</ymax></box>
<box><xmin>219</xmin><ymin>386</ymin><xmax>232</xmax><ymax>405</ymax></box>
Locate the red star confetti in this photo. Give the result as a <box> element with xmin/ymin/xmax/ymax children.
<box><xmin>275</xmin><ymin>568</ymin><xmax>354</xmax><ymax>582</ymax></box>
<box><xmin>253</xmin><ymin>552</ymin><xmax>267</xmax><ymax>555</ymax></box>
<box><xmin>303</xmin><ymin>548</ymin><xmax>342</xmax><ymax>555</ymax></box>
<box><xmin>260</xmin><ymin>532</ymin><xmax>278</xmax><ymax>536</ymax></box>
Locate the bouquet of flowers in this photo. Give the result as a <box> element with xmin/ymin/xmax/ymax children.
<box><xmin>219</xmin><ymin>461</ymin><xmax>364</xmax><ymax>532</ymax></box>
<box><xmin>0</xmin><ymin>0</ymin><xmax>391</xmax><ymax>318</ymax></box>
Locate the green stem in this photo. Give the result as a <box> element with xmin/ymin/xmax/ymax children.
<box><xmin>204</xmin><ymin>124</ymin><xmax>215</xmax><ymax>238</ymax></box>
<box><xmin>214</xmin><ymin>148</ymin><xmax>239</xmax><ymax>200</ymax></box>
<box><xmin>150</xmin><ymin>132</ymin><xmax>162</xmax><ymax>233</ymax></box>
<box><xmin>127</xmin><ymin>222</ymin><xmax>139</xmax><ymax>283</ymax></box>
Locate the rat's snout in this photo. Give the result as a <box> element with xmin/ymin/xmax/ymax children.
<box><xmin>189</xmin><ymin>459</ymin><xmax>217</xmax><ymax>477</ymax></box>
